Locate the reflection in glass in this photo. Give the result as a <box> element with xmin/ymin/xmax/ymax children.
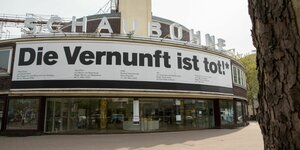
<box><xmin>46</xmin><ymin>98</ymin><xmax>101</xmax><ymax>132</ymax></box>
<box><xmin>243</xmin><ymin>102</ymin><xmax>248</xmax><ymax>120</ymax></box>
<box><xmin>45</xmin><ymin>97</ymin><xmax>216</xmax><ymax>133</ymax></box>
<box><xmin>7</xmin><ymin>98</ymin><xmax>39</xmax><ymax>129</ymax></box>
<box><xmin>220</xmin><ymin>100</ymin><xmax>234</xmax><ymax>125</ymax></box>
<box><xmin>45</xmin><ymin>98</ymin><xmax>133</xmax><ymax>133</ymax></box>
<box><xmin>184</xmin><ymin>100</ymin><xmax>214</xmax><ymax>129</ymax></box>
<box><xmin>236</xmin><ymin>101</ymin><xmax>244</xmax><ymax>124</ymax></box>
<box><xmin>139</xmin><ymin>98</ymin><xmax>166</xmax><ymax>131</ymax></box>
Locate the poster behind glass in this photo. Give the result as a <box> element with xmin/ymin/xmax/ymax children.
<box><xmin>7</xmin><ymin>98</ymin><xmax>39</xmax><ymax>130</ymax></box>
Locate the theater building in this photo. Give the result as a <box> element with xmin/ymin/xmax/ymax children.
<box><xmin>0</xmin><ymin>0</ymin><xmax>247</xmax><ymax>135</ymax></box>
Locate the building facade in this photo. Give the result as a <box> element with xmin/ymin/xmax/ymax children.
<box><xmin>0</xmin><ymin>0</ymin><xmax>247</xmax><ymax>135</ymax></box>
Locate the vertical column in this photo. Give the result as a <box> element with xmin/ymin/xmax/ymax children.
<box><xmin>0</xmin><ymin>95</ymin><xmax>8</xmax><ymax>132</ymax></box>
<box><xmin>119</xmin><ymin>0</ymin><xmax>152</xmax><ymax>36</ymax></box>
<box><xmin>213</xmin><ymin>99</ymin><xmax>221</xmax><ymax>128</ymax></box>
<box><xmin>100</xmin><ymin>99</ymin><xmax>108</xmax><ymax>129</ymax></box>
<box><xmin>38</xmin><ymin>97</ymin><xmax>46</xmax><ymax>134</ymax></box>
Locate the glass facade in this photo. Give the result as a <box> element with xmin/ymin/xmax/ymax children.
<box><xmin>45</xmin><ymin>98</ymin><xmax>215</xmax><ymax>133</ymax></box>
<box><xmin>220</xmin><ymin>100</ymin><xmax>234</xmax><ymax>126</ymax></box>
<box><xmin>0</xmin><ymin>96</ymin><xmax>248</xmax><ymax>133</ymax></box>
<box><xmin>7</xmin><ymin>98</ymin><xmax>40</xmax><ymax>130</ymax></box>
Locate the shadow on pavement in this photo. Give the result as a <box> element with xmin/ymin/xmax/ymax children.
<box><xmin>0</xmin><ymin>125</ymin><xmax>249</xmax><ymax>150</ymax></box>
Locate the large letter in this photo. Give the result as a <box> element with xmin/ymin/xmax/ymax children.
<box><xmin>205</xmin><ymin>34</ymin><xmax>216</xmax><ymax>50</ymax></box>
<box><xmin>24</xmin><ymin>18</ymin><xmax>38</xmax><ymax>34</ymax></box>
<box><xmin>80</xmin><ymin>51</ymin><xmax>95</xmax><ymax>65</ymax></box>
<box><xmin>150</xmin><ymin>22</ymin><xmax>162</xmax><ymax>38</ymax></box>
<box><xmin>96</xmin><ymin>17</ymin><xmax>113</xmax><ymax>34</ymax></box>
<box><xmin>189</xmin><ymin>29</ymin><xmax>201</xmax><ymax>45</ymax></box>
<box><xmin>217</xmin><ymin>38</ymin><xmax>226</xmax><ymax>51</ymax></box>
<box><xmin>153</xmin><ymin>50</ymin><xmax>162</xmax><ymax>67</ymax></box>
<box><xmin>123</xmin><ymin>53</ymin><xmax>138</xmax><ymax>66</ymax></box>
<box><xmin>139</xmin><ymin>53</ymin><xmax>153</xmax><ymax>67</ymax></box>
<box><xmin>64</xmin><ymin>46</ymin><xmax>81</xmax><ymax>64</ymax></box>
<box><xmin>47</xmin><ymin>16</ymin><xmax>62</xmax><ymax>33</ymax></box>
<box><xmin>71</xmin><ymin>16</ymin><xmax>87</xmax><ymax>33</ymax></box>
<box><xmin>43</xmin><ymin>51</ymin><xmax>58</xmax><ymax>65</ymax></box>
<box><xmin>106</xmin><ymin>52</ymin><xmax>121</xmax><ymax>65</ymax></box>
<box><xmin>18</xmin><ymin>48</ymin><xmax>36</xmax><ymax>66</ymax></box>
<box><xmin>170</xmin><ymin>23</ymin><xmax>183</xmax><ymax>40</ymax></box>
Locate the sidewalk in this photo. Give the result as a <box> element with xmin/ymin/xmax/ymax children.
<box><xmin>0</xmin><ymin>122</ymin><xmax>263</xmax><ymax>150</ymax></box>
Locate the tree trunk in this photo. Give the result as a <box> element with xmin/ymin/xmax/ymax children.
<box><xmin>248</xmin><ymin>0</ymin><xmax>300</xmax><ymax>149</ymax></box>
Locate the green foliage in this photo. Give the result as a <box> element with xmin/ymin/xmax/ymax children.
<box><xmin>239</xmin><ymin>54</ymin><xmax>258</xmax><ymax>105</ymax></box>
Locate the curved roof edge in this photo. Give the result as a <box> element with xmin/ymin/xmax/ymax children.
<box><xmin>62</xmin><ymin>13</ymin><xmax>190</xmax><ymax>31</ymax></box>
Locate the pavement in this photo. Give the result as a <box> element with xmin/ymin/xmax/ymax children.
<box><xmin>0</xmin><ymin>122</ymin><xmax>263</xmax><ymax>150</ymax></box>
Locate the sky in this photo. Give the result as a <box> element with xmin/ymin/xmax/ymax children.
<box><xmin>0</xmin><ymin>0</ymin><xmax>256</xmax><ymax>54</ymax></box>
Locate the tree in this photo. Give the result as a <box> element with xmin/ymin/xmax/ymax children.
<box><xmin>239</xmin><ymin>54</ymin><xmax>259</xmax><ymax>118</ymax></box>
<box><xmin>248</xmin><ymin>0</ymin><xmax>300</xmax><ymax>149</ymax></box>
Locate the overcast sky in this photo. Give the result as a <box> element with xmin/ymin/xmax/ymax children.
<box><xmin>0</xmin><ymin>0</ymin><xmax>255</xmax><ymax>54</ymax></box>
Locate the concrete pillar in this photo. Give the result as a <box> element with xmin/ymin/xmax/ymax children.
<box><xmin>119</xmin><ymin>0</ymin><xmax>152</xmax><ymax>37</ymax></box>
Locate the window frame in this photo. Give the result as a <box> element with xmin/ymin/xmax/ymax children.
<box><xmin>232</xmin><ymin>64</ymin><xmax>246</xmax><ymax>88</ymax></box>
<box><xmin>0</xmin><ymin>47</ymin><xmax>13</xmax><ymax>76</ymax></box>
<box><xmin>6</xmin><ymin>97</ymin><xmax>41</xmax><ymax>130</ymax></box>
<box><xmin>232</xmin><ymin>66</ymin><xmax>238</xmax><ymax>84</ymax></box>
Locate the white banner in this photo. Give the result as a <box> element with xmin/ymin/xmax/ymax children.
<box><xmin>12</xmin><ymin>40</ymin><xmax>233</xmax><ymax>88</ymax></box>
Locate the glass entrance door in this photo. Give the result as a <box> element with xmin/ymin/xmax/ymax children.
<box><xmin>184</xmin><ymin>100</ymin><xmax>215</xmax><ymax>129</ymax></box>
<box><xmin>46</xmin><ymin>98</ymin><xmax>100</xmax><ymax>133</ymax></box>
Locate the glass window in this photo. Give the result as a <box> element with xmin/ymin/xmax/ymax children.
<box><xmin>237</xmin><ymin>68</ymin><xmax>241</xmax><ymax>84</ymax></box>
<box><xmin>220</xmin><ymin>100</ymin><xmax>234</xmax><ymax>126</ymax></box>
<box><xmin>45</xmin><ymin>97</ymin><xmax>134</xmax><ymax>133</ymax></box>
<box><xmin>108</xmin><ymin>98</ymin><xmax>133</xmax><ymax>130</ymax></box>
<box><xmin>236</xmin><ymin>101</ymin><xmax>243</xmax><ymax>124</ymax></box>
<box><xmin>183</xmin><ymin>100</ymin><xmax>214</xmax><ymax>129</ymax></box>
<box><xmin>233</xmin><ymin>66</ymin><xmax>237</xmax><ymax>83</ymax></box>
<box><xmin>7</xmin><ymin>98</ymin><xmax>40</xmax><ymax>130</ymax></box>
<box><xmin>243</xmin><ymin>72</ymin><xmax>247</xmax><ymax>87</ymax></box>
<box><xmin>45</xmin><ymin>97</ymin><xmax>216</xmax><ymax>133</ymax></box>
<box><xmin>240</xmin><ymin>72</ymin><xmax>243</xmax><ymax>86</ymax></box>
<box><xmin>0</xmin><ymin>48</ymin><xmax>12</xmax><ymax>75</ymax></box>
<box><xmin>139</xmin><ymin>98</ymin><xmax>162</xmax><ymax>131</ymax></box>
<box><xmin>158</xmin><ymin>99</ymin><xmax>176</xmax><ymax>130</ymax></box>
<box><xmin>0</xmin><ymin>98</ymin><xmax>4</xmax><ymax>130</ymax></box>
<box><xmin>232</xmin><ymin>65</ymin><xmax>246</xmax><ymax>88</ymax></box>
